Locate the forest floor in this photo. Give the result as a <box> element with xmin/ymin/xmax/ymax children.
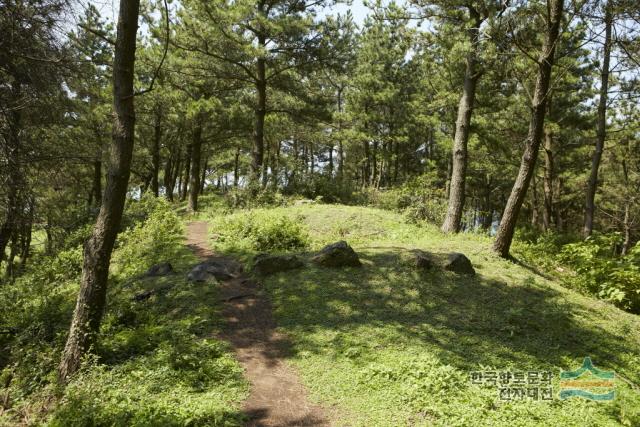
<box><xmin>185</xmin><ymin>221</ymin><xmax>330</xmax><ymax>427</ymax></box>
<box><xmin>196</xmin><ymin>199</ymin><xmax>640</xmax><ymax>426</ymax></box>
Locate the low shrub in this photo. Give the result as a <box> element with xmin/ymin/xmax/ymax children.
<box><xmin>213</xmin><ymin>210</ymin><xmax>310</xmax><ymax>253</ymax></box>
<box><xmin>559</xmin><ymin>233</ymin><xmax>640</xmax><ymax>312</ymax></box>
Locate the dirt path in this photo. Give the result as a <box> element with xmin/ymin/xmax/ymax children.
<box><xmin>185</xmin><ymin>221</ymin><xmax>330</xmax><ymax>427</ymax></box>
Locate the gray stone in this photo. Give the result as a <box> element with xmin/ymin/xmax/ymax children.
<box><xmin>311</xmin><ymin>241</ymin><xmax>361</xmax><ymax>268</ymax></box>
<box><xmin>444</xmin><ymin>252</ymin><xmax>475</xmax><ymax>275</ymax></box>
<box><xmin>187</xmin><ymin>260</ymin><xmax>238</xmax><ymax>282</ymax></box>
<box><xmin>145</xmin><ymin>262</ymin><xmax>174</xmax><ymax>277</ymax></box>
<box><xmin>253</xmin><ymin>254</ymin><xmax>304</xmax><ymax>276</ymax></box>
<box><xmin>412</xmin><ymin>250</ymin><xmax>434</xmax><ymax>271</ymax></box>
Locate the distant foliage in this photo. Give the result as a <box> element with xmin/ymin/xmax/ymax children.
<box><xmin>559</xmin><ymin>234</ymin><xmax>640</xmax><ymax>313</ymax></box>
<box><xmin>213</xmin><ymin>210</ymin><xmax>310</xmax><ymax>253</ymax></box>
<box><xmin>363</xmin><ymin>172</ymin><xmax>447</xmax><ymax>225</ymax></box>
<box><xmin>225</xmin><ymin>188</ymin><xmax>289</xmax><ymax>209</ymax></box>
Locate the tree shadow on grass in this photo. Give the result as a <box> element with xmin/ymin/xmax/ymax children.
<box><xmin>263</xmin><ymin>248</ymin><xmax>639</xmax><ymax>383</ymax></box>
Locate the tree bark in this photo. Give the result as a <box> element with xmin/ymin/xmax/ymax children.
<box><xmin>234</xmin><ymin>146</ymin><xmax>240</xmax><ymax>187</ymax></box>
<box><xmin>543</xmin><ymin>127</ymin><xmax>554</xmax><ymax>230</ymax></box>
<box><xmin>180</xmin><ymin>144</ymin><xmax>191</xmax><ymax>201</ymax></box>
<box><xmin>151</xmin><ymin>105</ymin><xmax>162</xmax><ymax>197</ymax></box>
<box><xmin>531</xmin><ymin>174</ymin><xmax>539</xmax><ymax>227</ymax></box>
<box><xmin>251</xmin><ymin>34</ymin><xmax>267</xmax><ymax>187</ymax></box>
<box><xmin>492</xmin><ymin>0</ymin><xmax>564</xmax><ymax>258</ymax></box>
<box><xmin>583</xmin><ymin>5</ymin><xmax>613</xmax><ymax>237</ymax></box>
<box><xmin>59</xmin><ymin>0</ymin><xmax>140</xmax><ymax>382</ymax></box>
<box><xmin>441</xmin><ymin>10</ymin><xmax>482</xmax><ymax>233</ymax></box>
<box><xmin>187</xmin><ymin>119</ymin><xmax>203</xmax><ymax>212</ymax></box>
<box><xmin>200</xmin><ymin>158</ymin><xmax>207</xmax><ymax>194</ymax></box>
<box><xmin>0</xmin><ymin>82</ymin><xmax>23</xmax><ymax>267</ymax></box>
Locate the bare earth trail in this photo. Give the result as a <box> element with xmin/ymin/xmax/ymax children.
<box><xmin>185</xmin><ymin>221</ymin><xmax>330</xmax><ymax>427</ymax></box>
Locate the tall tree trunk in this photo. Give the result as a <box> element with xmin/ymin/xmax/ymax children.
<box><xmin>583</xmin><ymin>5</ymin><xmax>613</xmax><ymax>237</ymax></box>
<box><xmin>621</xmin><ymin>201</ymin><xmax>631</xmax><ymax>255</ymax></box>
<box><xmin>493</xmin><ymin>0</ymin><xmax>563</xmax><ymax>258</ymax></box>
<box><xmin>531</xmin><ymin>174</ymin><xmax>539</xmax><ymax>227</ymax></box>
<box><xmin>0</xmin><ymin>82</ymin><xmax>23</xmax><ymax>267</ymax></box>
<box><xmin>151</xmin><ymin>106</ymin><xmax>161</xmax><ymax>197</ymax></box>
<box><xmin>19</xmin><ymin>197</ymin><xmax>33</xmax><ymax>271</ymax></box>
<box><xmin>481</xmin><ymin>175</ymin><xmax>493</xmax><ymax>230</ymax></box>
<box><xmin>180</xmin><ymin>144</ymin><xmax>191</xmax><ymax>201</ymax></box>
<box><xmin>163</xmin><ymin>148</ymin><xmax>176</xmax><ymax>202</ymax></box>
<box><xmin>92</xmin><ymin>159</ymin><xmax>102</xmax><ymax>208</ymax></box>
<box><xmin>362</xmin><ymin>140</ymin><xmax>370</xmax><ymax>187</ymax></box>
<box><xmin>188</xmin><ymin>120</ymin><xmax>203</xmax><ymax>212</ymax></box>
<box><xmin>59</xmin><ymin>0</ymin><xmax>140</xmax><ymax>383</ymax></box>
<box><xmin>442</xmin><ymin>10</ymin><xmax>482</xmax><ymax>233</ymax></box>
<box><xmin>543</xmin><ymin>127</ymin><xmax>554</xmax><ymax>231</ymax></box>
<box><xmin>252</xmin><ymin>35</ymin><xmax>267</xmax><ymax>187</ymax></box>
<box><xmin>372</xmin><ymin>140</ymin><xmax>378</xmax><ymax>187</ymax></box>
<box><xmin>200</xmin><ymin>158</ymin><xmax>207</xmax><ymax>194</ymax></box>
<box><xmin>234</xmin><ymin>146</ymin><xmax>240</xmax><ymax>188</ymax></box>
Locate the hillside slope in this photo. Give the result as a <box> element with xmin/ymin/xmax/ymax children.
<box><xmin>206</xmin><ymin>203</ymin><xmax>640</xmax><ymax>426</ymax></box>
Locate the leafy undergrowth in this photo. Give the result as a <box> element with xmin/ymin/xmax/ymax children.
<box><xmin>206</xmin><ymin>203</ymin><xmax>640</xmax><ymax>426</ymax></box>
<box><xmin>0</xmin><ymin>196</ymin><xmax>247</xmax><ymax>426</ymax></box>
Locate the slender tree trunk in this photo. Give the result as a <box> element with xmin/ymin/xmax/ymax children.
<box><xmin>92</xmin><ymin>159</ymin><xmax>102</xmax><ymax>207</ymax></box>
<box><xmin>151</xmin><ymin>106</ymin><xmax>161</xmax><ymax>197</ymax></box>
<box><xmin>59</xmin><ymin>0</ymin><xmax>140</xmax><ymax>382</ymax></box>
<box><xmin>621</xmin><ymin>202</ymin><xmax>631</xmax><ymax>255</ymax></box>
<box><xmin>481</xmin><ymin>175</ymin><xmax>493</xmax><ymax>230</ymax></box>
<box><xmin>262</xmin><ymin>138</ymin><xmax>270</xmax><ymax>185</ymax></box>
<box><xmin>188</xmin><ymin>119</ymin><xmax>203</xmax><ymax>212</ymax></box>
<box><xmin>493</xmin><ymin>0</ymin><xmax>563</xmax><ymax>258</ymax></box>
<box><xmin>252</xmin><ymin>34</ymin><xmax>267</xmax><ymax>187</ymax></box>
<box><xmin>442</xmin><ymin>11</ymin><xmax>482</xmax><ymax>233</ymax></box>
<box><xmin>531</xmin><ymin>174</ymin><xmax>539</xmax><ymax>227</ymax></box>
<box><xmin>362</xmin><ymin>140</ymin><xmax>370</xmax><ymax>187</ymax></box>
<box><xmin>234</xmin><ymin>147</ymin><xmax>240</xmax><ymax>187</ymax></box>
<box><xmin>543</xmin><ymin>127</ymin><xmax>554</xmax><ymax>231</ymax></box>
<box><xmin>163</xmin><ymin>149</ymin><xmax>176</xmax><ymax>202</ymax></box>
<box><xmin>200</xmin><ymin>158</ymin><xmax>207</xmax><ymax>194</ymax></box>
<box><xmin>584</xmin><ymin>5</ymin><xmax>613</xmax><ymax>237</ymax></box>
<box><xmin>180</xmin><ymin>144</ymin><xmax>191</xmax><ymax>201</ymax></box>
<box><xmin>0</xmin><ymin>82</ymin><xmax>23</xmax><ymax>267</ymax></box>
<box><xmin>328</xmin><ymin>143</ymin><xmax>334</xmax><ymax>176</ymax></box>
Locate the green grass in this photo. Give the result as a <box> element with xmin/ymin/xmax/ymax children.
<box><xmin>47</xmin><ymin>249</ymin><xmax>249</xmax><ymax>426</ymax></box>
<box><xmin>0</xmin><ymin>198</ymin><xmax>248</xmax><ymax>426</ymax></box>
<box><xmin>205</xmin><ymin>203</ymin><xmax>640</xmax><ymax>426</ymax></box>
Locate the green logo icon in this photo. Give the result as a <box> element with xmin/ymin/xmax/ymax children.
<box><xmin>559</xmin><ymin>357</ymin><xmax>615</xmax><ymax>401</ymax></box>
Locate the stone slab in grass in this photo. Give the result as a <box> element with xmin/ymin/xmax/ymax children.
<box><xmin>187</xmin><ymin>259</ymin><xmax>240</xmax><ymax>282</ymax></box>
<box><xmin>311</xmin><ymin>241</ymin><xmax>362</xmax><ymax>268</ymax></box>
<box><xmin>145</xmin><ymin>262</ymin><xmax>174</xmax><ymax>277</ymax></box>
<box><xmin>444</xmin><ymin>252</ymin><xmax>476</xmax><ymax>275</ymax></box>
<box><xmin>253</xmin><ymin>254</ymin><xmax>304</xmax><ymax>276</ymax></box>
<box><xmin>410</xmin><ymin>250</ymin><xmax>475</xmax><ymax>275</ymax></box>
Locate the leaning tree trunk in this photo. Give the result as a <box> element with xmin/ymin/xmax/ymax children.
<box><xmin>187</xmin><ymin>119</ymin><xmax>202</xmax><ymax>212</ymax></box>
<box><xmin>492</xmin><ymin>0</ymin><xmax>564</xmax><ymax>258</ymax></box>
<box><xmin>441</xmin><ymin>10</ymin><xmax>482</xmax><ymax>233</ymax></box>
<box><xmin>59</xmin><ymin>0</ymin><xmax>140</xmax><ymax>382</ymax></box>
<box><xmin>583</xmin><ymin>5</ymin><xmax>613</xmax><ymax>237</ymax></box>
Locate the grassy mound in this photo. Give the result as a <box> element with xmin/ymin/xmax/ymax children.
<box><xmin>206</xmin><ymin>203</ymin><xmax>640</xmax><ymax>426</ymax></box>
